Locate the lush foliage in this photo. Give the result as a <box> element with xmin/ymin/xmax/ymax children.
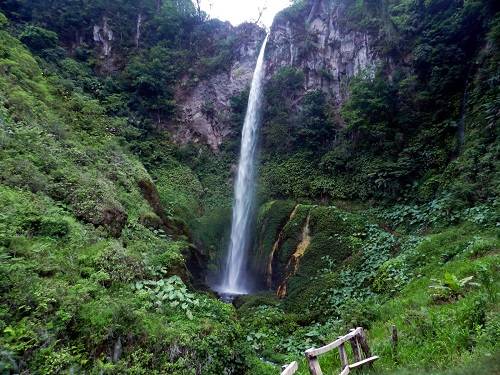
<box><xmin>242</xmin><ymin>202</ymin><xmax>499</xmax><ymax>374</ymax></box>
<box><xmin>0</xmin><ymin>0</ymin><xmax>498</xmax><ymax>373</ymax></box>
<box><xmin>0</xmin><ymin>14</ymin><xmax>254</xmax><ymax>373</ymax></box>
<box><xmin>260</xmin><ymin>0</ymin><xmax>499</xmax><ymax>205</ymax></box>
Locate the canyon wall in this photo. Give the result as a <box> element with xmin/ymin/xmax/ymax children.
<box><xmin>266</xmin><ymin>0</ymin><xmax>379</xmax><ymax>105</ymax></box>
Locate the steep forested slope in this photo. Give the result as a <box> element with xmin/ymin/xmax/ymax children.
<box><xmin>0</xmin><ymin>8</ymin><xmax>259</xmax><ymax>374</ymax></box>
<box><xmin>248</xmin><ymin>0</ymin><xmax>499</xmax><ymax>289</ymax></box>
<box><xmin>0</xmin><ymin>0</ymin><xmax>498</xmax><ymax>374</ymax></box>
<box><xmin>259</xmin><ymin>0</ymin><xmax>498</xmax><ymax>203</ymax></box>
<box><xmin>239</xmin><ymin>2</ymin><xmax>499</xmax><ymax>372</ymax></box>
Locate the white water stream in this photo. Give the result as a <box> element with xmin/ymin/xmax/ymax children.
<box><xmin>218</xmin><ymin>35</ymin><xmax>269</xmax><ymax>295</ymax></box>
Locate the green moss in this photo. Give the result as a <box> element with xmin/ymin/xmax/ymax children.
<box><xmin>251</xmin><ymin>200</ymin><xmax>297</xmax><ymax>280</ymax></box>
<box><xmin>283</xmin><ymin>272</ymin><xmax>339</xmax><ymax>315</ymax></box>
<box><xmin>271</xmin><ymin>205</ymin><xmax>311</xmax><ymax>285</ymax></box>
<box><xmin>251</xmin><ymin>203</ymin><xmax>369</xmax><ymax>316</ymax></box>
<box><xmin>190</xmin><ymin>206</ymin><xmax>232</xmax><ymax>274</ymax></box>
<box><xmin>235</xmin><ymin>292</ymin><xmax>281</xmax><ymax>313</ymax></box>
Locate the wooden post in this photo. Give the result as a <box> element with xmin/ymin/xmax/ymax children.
<box><xmin>305</xmin><ymin>327</ymin><xmax>378</xmax><ymax>375</ymax></box>
<box><xmin>281</xmin><ymin>361</ymin><xmax>299</xmax><ymax>375</ymax></box>
<box><xmin>391</xmin><ymin>325</ymin><xmax>398</xmax><ymax>348</ymax></box>
<box><xmin>307</xmin><ymin>356</ymin><xmax>322</xmax><ymax>375</ymax></box>
<box><xmin>305</xmin><ymin>350</ymin><xmax>323</xmax><ymax>375</ymax></box>
<box><xmin>348</xmin><ymin>329</ymin><xmax>362</xmax><ymax>362</ymax></box>
<box><xmin>338</xmin><ymin>342</ymin><xmax>348</xmax><ymax>370</ymax></box>
<box><xmin>357</xmin><ymin>327</ymin><xmax>373</xmax><ymax>364</ymax></box>
<box><xmin>349</xmin><ymin>337</ymin><xmax>362</xmax><ymax>362</ymax></box>
<box><xmin>391</xmin><ymin>325</ymin><xmax>398</xmax><ymax>362</ymax></box>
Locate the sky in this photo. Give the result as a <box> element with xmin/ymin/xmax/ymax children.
<box><xmin>198</xmin><ymin>0</ymin><xmax>293</xmax><ymax>28</ymax></box>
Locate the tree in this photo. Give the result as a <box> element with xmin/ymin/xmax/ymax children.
<box><xmin>262</xmin><ymin>67</ymin><xmax>304</xmax><ymax>154</ymax></box>
<box><xmin>19</xmin><ymin>25</ymin><xmax>58</xmax><ymax>52</ymax></box>
<box><xmin>123</xmin><ymin>45</ymin><xmax>186</xmax><ymax>123</ymax></box>
<box><xmin>296</xmin><ymin>90</ymin><xmax>333</xmax><ymax>151</ymax></box>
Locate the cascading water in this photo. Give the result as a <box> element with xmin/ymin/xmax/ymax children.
<box><xmin>218</xmin><ymin>35</ymin><xmax>269</xmax><ymax>296</ymax></box>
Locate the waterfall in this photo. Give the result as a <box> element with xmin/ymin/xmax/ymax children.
<box><xmin>219</xmin><ymin>35</ymin><xmax>269</xmax><ymax>295</ymax></box>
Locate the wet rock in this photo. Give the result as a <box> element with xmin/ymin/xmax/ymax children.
<box><xmin>173</xmin><ymin>23</ymin><xmax>266</xmax><ymax>151</ymax></box>
<box><xmin>266</xmin><ymin>0</ymin><xmax>379</xmax><ymax>106</ymax></box>
<box><xmin>93</xmin><ymin>16</ymin><xmax>116</xmax><ymax>71</ymax></box>
<box><xmin>93</xmin><ymin>17</ymin><xmax>113</xmax><ymax>57</ymax></box>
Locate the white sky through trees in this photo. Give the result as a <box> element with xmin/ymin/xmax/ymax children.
<box><xmin>198</xmin><ymin>0</ymin><xmax>292</xmax><ymax>28</ymax></box>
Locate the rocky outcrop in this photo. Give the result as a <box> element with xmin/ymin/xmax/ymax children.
<box><xmin>138</xmin><ymin>179</ymin><xmax>189</xmax><ymax>236</ymax></box>
<box><xmin>93</xmin><ymin>16</ymin><xmax>116</xmax><ymax>71</ymax></box>
<box><xmin>93</xmin><ymin>17</ymin><xmax>113</xmax><ymax>57</ymax></box>
<box><xmin>266</xmin><ymin>0</ymin><xmax>379</xmax><ymax>105</ymax></box>
<box><xmin>173</xmin><ymin>23</ymin><xmax>266</xmax><ymax>151</ymax></box>
<box><xmin>252</xmin><ymin>202</ymin><xmax>369</xmax><ymax>298</ymax></box>
<box><xmin>276</xmin><ymin>212</ymin><xmax>312</xmax><ymax>298</ymax></box>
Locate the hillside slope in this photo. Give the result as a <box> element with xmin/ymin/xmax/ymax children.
<box><xmin>0</xmin><ymin>13</ymin><xmax>259</xmax><ymax>374</ymax></box>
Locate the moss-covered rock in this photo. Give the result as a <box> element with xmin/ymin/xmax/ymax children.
<box><xmin>250</xmin><ymin>200</ymin><xmax>297</xmax><ymax>287</ymax></box>
<box><xmin>252</xmin><ymin>201</ymin><xmax>369</xmax><ymax>307</ymax></box>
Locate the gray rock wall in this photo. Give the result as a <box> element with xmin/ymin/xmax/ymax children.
<box><xmin>173</xmin><ymin>23</ymin><xmax>266</xmax><ymax>151</ymax></box>
<box><xmin>173</xmin><ymin>0</ymin><xmax>381</xmax><ymax>149</ymax></box>
<box><xmin>266</xmin><ymin>0</ymin><xmax>378</xmax><ymax>106</ymax></box>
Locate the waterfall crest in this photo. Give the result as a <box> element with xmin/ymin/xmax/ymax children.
<box><xmin>218</xmin><ymin>35</ymin><xmax>269</xmax><ymax>295</ymax></box>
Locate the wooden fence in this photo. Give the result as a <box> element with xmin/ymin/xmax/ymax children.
<box><xmin>281</xmin><ymin>327</ymin><xmax>378</xmax><ymax>375</ymax></box>
<box><xmin>281</xmin><ymin>361</ymin><xmax>298</xmax><ymax>375</ymax></box>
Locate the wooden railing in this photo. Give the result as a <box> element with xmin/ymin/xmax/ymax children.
<box><xmin>281</xmin><ymin>361</ymin><xmax>298</xmax><ymax>375</ymax></box>
<box><xmin>304</xmin><ymin>327</ymin><xmax>378</xmax><ymax>375</ymax></box>
<box><xmin>280</xmin><ymin>327</ymin><xmax>378</xmax><ymax>375</ymax></box>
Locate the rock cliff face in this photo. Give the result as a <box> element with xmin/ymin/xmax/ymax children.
<box><xmin>93</xmin><ymin>17</ymin><xmax>113</xmax><ymax>58</ymax></box>
<box><xmin>93</xmin><ymin>16</ymin><xmax>116</xmax><ymax>71</ymax></box>
<box><xmin>173</xmin><ymin>0</ymin><xmax>382</xmax><ymax>149</ymax></box>
<box><xmin>173</xmin><ymin>23</ymin><xmax>266</xmax><ymax>151</ymax></box>
<box><xmin>266</xmin><ymin>0</ymin><xmax>379</xmax><ymax>105</ymax></box>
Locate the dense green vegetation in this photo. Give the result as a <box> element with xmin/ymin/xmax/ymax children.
<box><xmin>0</xmin><ymin>0</ymin><xmax>498</xmax><ymax>374</ymax></box>
<box><xmin>0</xmin><ymin>12</ymin><xmax>255</xmax><ymax>373</ymax></box>
<box><xmin>260</xmin><ymin>0</ymin><xmax>499</xmax><ymax>204</ymax></box>
<box><xmin>243</xmin><ymin>200</ymin><xmax>498</xmax><ymax>374</ymax></box>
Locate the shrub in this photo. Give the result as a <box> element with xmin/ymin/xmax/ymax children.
<box><xmin>464</xmin><ymin>236</ymin><xmax>498</xmax><ymax>258</ymax></box>
<box><xmin>97</xmin><ymin>243</ymin><xmax>146</xmax><ymax>283</ymax></box>
<box><xmin>134</xmin><ymin>276</ymin><xmax>200</xmax><ymax>320</ymax></box>
<box><xmin>429</xmin><ymin>273</ymin><xmax>480</xmax><ymax>302</ymax></box>
<box><xmin>20</xmin><ymin>25</ymin><xmax>58</xmax><ymax>52</ymax></box>
<box><xmin>404</xmin><ymin>308</ymin><xmax>435</xmax><ymax>341</ymax></box>
<box><xmin>373</xmin><ymin>257</ymin><xmax>411</xmax><ymax>295</ymax></box>
<box><xmin>339</xmin><ymin>299</ymin><xmax>380</xmax><ymax>330</ymax></box>
<box><xmin>483</xmin><ymin>310</ymin><xmax>500</xmax><ymax>345</ymax></box>
<box><xmin>139</xmin><ymin>211</ymin><xmax>163</xmax><ymax>230</ymax></box>
<box><xmin>0</xmin><ymin>349</ymin><xmax>18</xmax><ymax>373</ymax></box>
<box><xmin>34</xmin><ymin>346</ymin><xmax>87</xmax><ymax>375</ymax></box>
<box><xmin>0</xmin><ymin>12</ymin><xmax>7</xmax><ymax>28</ymax></box>
<box><xmin>23</xmin><ymin>217</ymin><xmax>70</xmax><ymax>238</ymax></box>
<box><xmin>0</xmin><ymin>158</ymin><xmax>48</xmax><ymax>193</ymax></box>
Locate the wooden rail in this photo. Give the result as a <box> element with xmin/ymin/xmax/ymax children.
<box><xmin>281</xmin><ymin>361</ymin><xmax>298</xmax><ymax>375</ymax></box>
<box><xmin>304</xmin><ymin>327</ymin><xmax>379</xmax><ymax>375</ymax></box>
